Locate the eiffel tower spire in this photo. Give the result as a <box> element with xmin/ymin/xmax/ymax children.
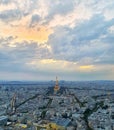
<box><xmin>54</xmin><ymin>76</ymin><xmax>60</xmax><ymax>92</ymax></box>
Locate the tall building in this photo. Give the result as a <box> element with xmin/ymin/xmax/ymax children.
<box><xmin>54</xmin><ymin>77</ymin><xmax>60</xmax><ymax>93</ymax></box>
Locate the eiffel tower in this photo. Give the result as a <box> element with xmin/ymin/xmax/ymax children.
<box><xmin>54</xmin><ymin>76</ymin><xmax>60</xmax><ymax>93</ymax></box>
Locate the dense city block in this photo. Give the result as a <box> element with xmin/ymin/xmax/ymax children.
<box><xmin>0</xmin><ymin>80</ymin><xmax>114</xmax><ymax>130</ymax></box>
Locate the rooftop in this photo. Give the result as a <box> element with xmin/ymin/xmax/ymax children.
<box><xmin>50</xmin><ymin>118</ymin><xmax>71</xmax><ymax>127</ymax></box>
<box><xmin>0</xmin><ymin>116</ymin><xmax>8</xmax><ymax>121</ymax></box>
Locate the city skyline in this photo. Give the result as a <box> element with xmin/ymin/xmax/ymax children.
<box><xmin>0</xmin><ymin>0</ymin><xmax>114</xmax><ymax>81</ymax></box>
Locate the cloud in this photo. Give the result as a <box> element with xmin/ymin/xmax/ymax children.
<box><xmin>47</xmin><ymin>0</ymin><xmax>75</xmax><ymax>18</ymax></box>
<box><xmin>0</xmin><ymin>9</ymin><xmax>22</xmax><ymax>22</ymax></box>
<box><xmin>29</xmin><ymin>14</ymin><xmax>41</xmax><ymax>27</ymax></box>
<box><xmin>47</xmin><ymin>14</ymin><xmax>114</xmax><ymax>66</ymax></box>
<box><xmin>0</xmin><ymin>23</ymin><xmax>53</xmax><ymax>44</ymax></box>
<box><xmin>0</xmin><ymin>38</ymin><xmax>52</xmax><ymax>73</ymax></box>
<box><xmin>0</xmin><ymin>0</ymin><xmax>12</xmax><ymax>4</ymax></box>
<box><xmin>0</xmin><ymin>0</ymin><xmax>114</xmax><ymax>80</ymax></box>
<box><xmin>46</xmin><ymin>2</ymin><xmax>92</xmax><ymax>28</ymax></box>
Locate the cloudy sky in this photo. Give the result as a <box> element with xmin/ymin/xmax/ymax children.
<box><xmin>0</xmin><ymin>0</ymin><xmax>114</xmax><ymax>81</ymax></box>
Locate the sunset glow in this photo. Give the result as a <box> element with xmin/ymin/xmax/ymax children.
<box><xmin>0</xmin><ymin>0</ymin><xmax>114</xmax><ymax>80</ymax></box>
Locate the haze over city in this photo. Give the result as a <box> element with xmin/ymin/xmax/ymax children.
<box><xmin>0</xmin><ymin>0</ymin><xmax>114</xmax><ymax>81</ymax></box>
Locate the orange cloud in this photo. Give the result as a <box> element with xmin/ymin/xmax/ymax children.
<box><xmin>0</xmin><ymin>18</ymin><xmax>53</xmax><ymax>43</ymax></box>
<box><xmin>79</xmin><ymin>65</ymin><xmax>94</xmax><ymax>70</ymax></box>
<box><xmin>27</xmin><ymin>59</ymin><xmax>78</xmax><ymax>72</ymax></box>
<box><xmin>0</xmin><ymin>3</ymin><xmax>16</xmax><ymax>12</ymax></box>
<box><xmin>1</xmin><ymin>22</ymin><xmax>53</xmax><ymax>44</ymax></box>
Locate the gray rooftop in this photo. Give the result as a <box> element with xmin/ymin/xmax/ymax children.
<box><xmin>0</xmin><ymin>116</ymin><xmax>8</xmax><ymax>121</ymax></box>
<box><xmin>51</xmin><ymin>118</ymin><xmax>71</xmax><ymax>127</ymax></box>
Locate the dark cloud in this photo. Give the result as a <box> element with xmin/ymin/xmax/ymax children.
<box><xmin>71</xmin><ymin>15</ymin><xmax>114</xmax><ymax>43</ymax></box>
<box><xmin>47</xmin><ymin>15</ymin><xmax>114</xmax><ymax>65</ymax></box>
<box><xmin>42</xmin><ymin>0</ymin><xmax>75</xmax><ymax>25</ymax></box>
<box><xmin>0</xmin><ymin>0</ymin><xmax>12</xmax><ymax>4</ymax></box>
<box><xmin>29</xmin><ymin>14</ymin><xmax>41</xmax><ymax>27</ymax></box>
<box><xmin>0</xmin><ymin>38</ymin><xmax>52</xmax><ymax>73</ymax></box>
<box><xmin>102</xmin><ymin>33</ymin><xmax>114</xmax><ymax>44</ymax></box>
<box><xmin>48</xmin><ymin>0</ymin><xmax>75</xmax><ymax>16</ymax></box>
<box><xmin>0</xmin><ymin>9</ymin><xmax>22</xmax><ymax>22</ymax></box>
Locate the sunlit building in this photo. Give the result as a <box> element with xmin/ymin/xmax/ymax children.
<box><xmin>47</xmin><ymin>118</ymin><xmax>71</xmax><ymax>130</ymax></box>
